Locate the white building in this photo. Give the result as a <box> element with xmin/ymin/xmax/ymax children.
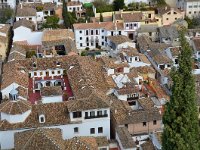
<box><xmin>73</xmin><ymin>22</ymin><xmax>127</xmax><ymax>51</ymax></box>
<box><xmin>0</xmin><ymin>0</ymin><xmax>16</xmax><ymax>8</ymax></box>
<box><xmin>177</xmin><ymin>0</ymin><xmax>200</xmax><ymax>18</ymax></box>
<box><xmin>67</xmin><ymin>1</ymin><xmax>83</xmax><ymax>12</ymax></box>
<box><xmin>0</xmin><ymin>93</ymin><xmax>110</xmax><ymax>149</ymax></box>
<box><xmin>13</xmin><ymin>21</ymin><xmax>42</xmax><ymax>44</ymax></box>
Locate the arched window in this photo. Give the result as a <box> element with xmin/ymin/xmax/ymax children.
<box><xmin>39</xmin><ymin>114</ymin><xmax>45</xmax><ymax>123</ymax></box>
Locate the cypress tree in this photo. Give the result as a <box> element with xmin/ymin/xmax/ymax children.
<box><xmin>162</xmin><ymin>30</ymin><xmax>200</xmax><ymax>150</ymax></box>
<box><xmin>100</xmin><ymin>13</ymin><xmax>103</xmax><ymax>22</ymax></box>
<box><xmin>62</xmin><ymin>0</ymin><xmax>71</xmax><ymax>28</ymax></box>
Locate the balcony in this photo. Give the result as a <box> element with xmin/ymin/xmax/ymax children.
<box><xmin>84</xmin><ymin>114</ymin><xmax>108</xmax><ymax>119</ymax></box>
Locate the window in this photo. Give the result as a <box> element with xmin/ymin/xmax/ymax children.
<box><xmin>58</xmin><ymin>71</ymin><xmax>60</xmax><ymax>74</ymax></box>
<box><xmin>102</xmin><ymin>42</ymin><xmax>104</xmax><ymax>45</ymax></box>
<box><xmin>102</xmin><ymin>36</ymin><xmax>104</xmax><ymax>39</ymax></box>
<box><xmin>153</xmin><ymin>120</ymin><xmax>157</xmax><ymax>125</ymax></box>
<box><xmin>90</xmin><ymin>111</ymin><xmax>95</xmax><ymax>117</ymax></box>
<box><xmin>102</xmin><ymin>29</ymin><xmax>104</xmax><ymax>32</ymax></box>
<box><xmin>80</xmin><ymin>43</ymin><xmax>82</xmax><ymax>47</ymax></box>
<box><xmin>40</xmin><ymin>72</ymin><xmax>43</xmax><ymax>76</ymax></box>
<box><xmin>194</xmin><ymin>5</ymin><xmax>198</xmax><ymax>8</ymax></box>
<box><xmin>134</xmin><ymin>23</ymin><xmax>137</xmax><ymax>27</ymax></box>
<box><xmin>194</xmin><ymin>11</ymin><xmax>197</xmax><ymax>14</ymax></box>
<box><xmin>143</xmin><ymin>122</ymin><xmax>147</xmax><ymax>126</ymax></box>
<box><xmin>126</xmin><ymin>24</ymin><xmax>128</xmax><ymax>27</ymax></box>
<box><xmin>166</xmin><ymin>18</ymin><xmax>169</xmax><ymax>20</ymax></box>
<box><xmin>79</xmin><ymin>31</ymin><xmax>82</xmax><ymax>33</ymax></box>
<box><xmin>119</xmin><ymin>31</ymin><xmax>121</xmax><ymax>35</ymax></box>
<box><xmin>96</xmin><ymin>30</ymin><xmax>98</xmax><ymax>35</ymax></box>
<box><xmin>167</xmin><ymin>12</ymin><xmax>171</xmax><ymax>15</ymax></box>
<box><xmin>73</xmin><ymin>111</ymin><xmax>82</xmax><ymax>118</ymax></box>
<box><xmin>86</xmin><ymin>37</ymin><xmax>89</xmax><ymax>42</ymax></box>
<box><xmin>85</xmin><ymin>112</ymin><xmax>88</xmax><ymax>117</ymax></box>
<box><xmin>175</xmin><ymin>18</ymin><xmax>177</xmax><ymax>20</ymax></box>
<box><xmin>104</xmin><ymin>110</ymin><xmax>107</xmax><ymax>115</ymax></box>
<box><xmin>91</xmin><ymin>30</ymin><xmax>94</xmax><ymax>35</ymax></box>
<box><xmin>91</xmin><ymin>42</ymin><xmax>94</xmax><ymax>46</ymax></box>
<box><xmin>98</xmin><ymin>127</ymin><xmax>103</xmax><ymax>133</ymax></box>
<box><xmin>149</xmin><ymin>32</ymin><xmax>152</xmax><ymax>36</ymax></box>
<box><xmin>34</xmin><ymin>72</ymin><xmax>37</xmax><ymax>76</ymax></box>
<box><xmin>52</xmin><ymin>71</ymin><xmax>54</xmax><ymax>74</ymax></box>
<box><xmin>39</xmin><ymin>114</ymin><xmax>45</xmax><ymax>123</ymax></box>
<box><xmin>86</xmin><ymin>30</ymin><xmax>89</xmax><ymax>35</ymax></box>
<box><xmin>29</xmin><ymin>18</ymin><xmax>32</xmax><ymax>20</ymax></box>
<box><xmin>87</xmin><ymin>43</ymin><xmax>89</xmax><ymax>46</ymax></box>
<box><xmin>97</xmin><ymin>111</ymin><xmax>102</xmax><ymax>116</ymax></box>
<box><xmin>74</xmin><ymin>127</ymin><xmax>79</xmax><ymax>133</ymax></box>
<box><xmin>80</xmin><ymin>37</ymin><xmax>82</xmax><ymax>40</ymax></box>
<box><xmin>188</xmin><ymin>6</ymin><xmax>192</xmax><ymax>8</ymax></box>
<box><xmin>111</xmin><ymin>31</ymin><xmax>113</xmax><ymax>36</ymax></box>
<box><xmin>90</xmin><ymin>128</ymin><xmax>95</xmax><ymax>134</ymax></box>
<box><xmin>189</xmin><ymin>11</ymin><xmax>191</xmax><ymax>14</ymax></box>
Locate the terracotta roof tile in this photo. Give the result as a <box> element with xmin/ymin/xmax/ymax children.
<box><xmin>0</xmin><ymin>101</ymin><xmax>70</xmax><ymax>130</ymax></box>
<box><xmin>73</xmin><ymin>22</ymin><xmax>124</xmax><ymax>30</ymax></box>
<box><xmin>67</xmin><ymin>92</ymin><xmax>109</xmax><ymax>112</ymax></box>
<box><xmin>41</xmin><ymin>86</ymin><xmax>63</xmax><ymax>97</ymax></box>
<box><xmin>122</xmin><ymin>12</ymin><xmax>143</xmax><ymax>22</ymax></box>
<box><xmin>116</xmin><ymin>127</ymin><xmax>136</xmax><ymax>149</ymax></box>
<box><xmin>15</xmin><ymin>128</ymin><xmax>66</xmax><ymax>150</ymax></box>
<box><xmin>107</xmin><ymin>35</ymin><xmax>132</xmax><ymax>45</ymax></box>
<box><xmin>0</xmin><ymin>99</ymin><xmax>31</xmax><ymax>115</ymax></box>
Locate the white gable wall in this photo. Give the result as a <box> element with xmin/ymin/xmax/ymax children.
<box><xmin>1</xmin><ymin>83</ymin><xmax>19</xmax><ymax>99</ymax></box>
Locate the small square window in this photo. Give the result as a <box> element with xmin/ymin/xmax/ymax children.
<box><xmin>104</xmin><ymin>110</ymin><xmax>107</xmax><ymax>115</ymax></box>
<box><xmin>90</xmin><ymin>128</ymin><xmax>95</xmax><ymax>134</ymax></box>
<box><xmin>143</xmin><ymin>122</ymin><xmax>147</xmax><ymax>126</ymax></box>
<box><xmin>153</xmin><ymin>120</ymin><xmax>157</xmax><ymax>125</ymax></box>
<box><xmin>98</xmin><ymin>127</ymin><xmax>103</xmax><ymax>133</ymax></box>
<box><xmin>90</xmin><ymin>111</ymin><xmax>95</xmax><ymax>116</ymax></box>
<box><xmin>97</xmin><ymin>111</ymin><xmax>102</xmax><ymax>116</ymax></box>
<box><xmin>102</xmin><ymin>30</ymin><xmax>104</xmax><ymax>32</ymax></box>
<box><xmin>74</xmin><ymin>127</ymin><xmax>79</xmax><ymax>133</ymax></box>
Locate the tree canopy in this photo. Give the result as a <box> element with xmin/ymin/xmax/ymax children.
<box><xmin>113</xmin><ymin>0</ymin><xmax>125</xmax><ymax>11</ymax></box>
<box><xmin>162</xmin><ymin>30</ymin><xmax>200</xmax><ymax>150</ymax></box>
<box><xmin>62</xmin><ymin>0</ymin><xmax>72</xmax><ymax>28</ymax></box>
<box><xmin>42</xmin><ymin>15</ymin><xmax>59</xmax><ymax>29</ymax></box>
<box><xmin>93</xmin><ymin>0</ymin><xmax>113</xmax><ymax>13</ymax></box>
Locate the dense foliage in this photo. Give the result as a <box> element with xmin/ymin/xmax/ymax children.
<box><xmin>42</xmin><ymin>15</ymin><xmax>59</xmax><ymax>29</ymax></box>
<box><xmin>93</xmin><ymin>0</ymin><xmax>113</xmax><ymax>13</ymax></box>
<box><xmin>113</xmin><ymin>0</ymin><xmax>125</xmax><ymax>11</ymax></box>
<box><xmin>162</xmin><ymin>31</ymin><xmax>200</xmax><ymax>150</ymax></box>
<box><xmin>0</xmin><ymin>8</ymin><xmax>13</xmax><ymax>23</ymax></box>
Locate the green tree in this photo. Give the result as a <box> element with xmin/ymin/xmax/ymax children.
<box><xmin>113</xmin><ymin>0</ymin><xmax>125</xmax><ymax>11</ymax></box>
<box><xmin>100</xmin><ymin>13</ymin><xmax>103</xmax><ymax>22</ymax></box>
<box><xmin>162</xmin><ymin>30</ymin><xmax>200</xmax><ymax>150</ymax></box>
<box><xmin>0</xmin><ymin>8</ymin><xmax>13</xmax><ymax>23</ymax></box>
<box><xmin>152</xmin><ymin>0</ymin><xmax>166</xmax><ymax>6</ymax></box>
<box><xmin>93</xmin><ymin>0</ymin><xmax>113</xmax><ymax>13</ymax></box>
<box><xmin>42</xmin><ymin>15</ymin><xmax>59</xmax><ymax>29</ymax></box>
<box><xmin>62</xmin><ymin>0</ymin><xmax>71</xmax><ymax>28</ymax></box>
